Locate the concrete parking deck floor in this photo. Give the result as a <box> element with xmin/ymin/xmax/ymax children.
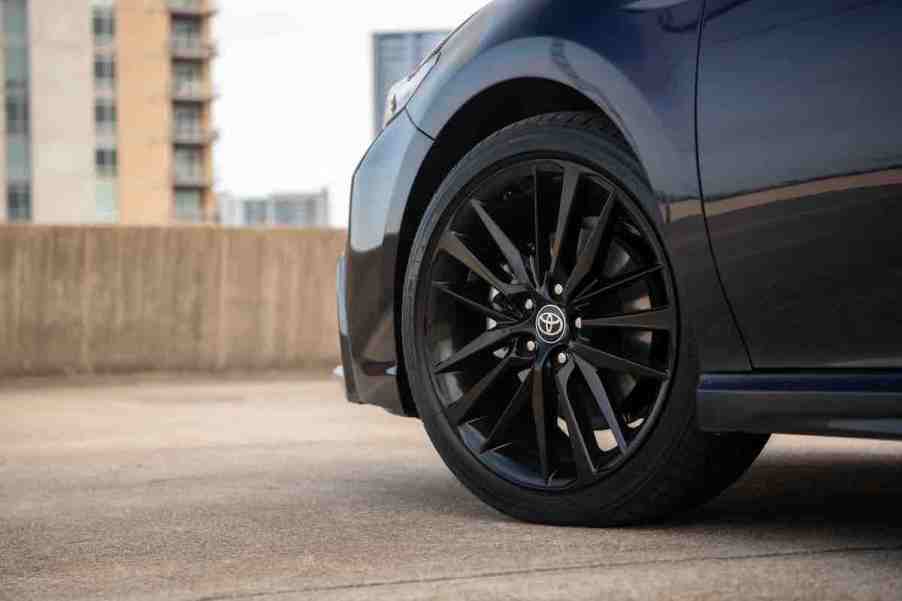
<box><xmin>1</xmin><ymin>373</ymin><xmax>901</xmax><ymax>601</ymax></box>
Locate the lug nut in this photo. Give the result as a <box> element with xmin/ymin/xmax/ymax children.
<box><xmin>526</xmin><ymin>340</ymin><xmax>537</xmax><ymax>353</ymax></box>
<box><xmin>553</xmin><ymin>283</ymin><xmax>564</xmax><ymax>296</ymax></box>
<box><xmin>557</xmin><ymin>352</ymin><xmax>568</xmax><ymax>365</ymax></box>
<box><xmin>575</xmin><ymin>317</ymin><xmax>583</xmax><ymax>330</ymax></box>
<box><xmin>524</xmin><ymin>299</ymin><xmax>535</xmax><ymax>311</ymax></box>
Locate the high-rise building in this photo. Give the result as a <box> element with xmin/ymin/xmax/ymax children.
<box><xmin>372</xmin><ymin>31</ymin><xmax>448</xmax><ymax>137</ymax></box>
<box><xmin>219</xmin><ymin>189</ymin><xmax>331</xmax><ymax>229</ymax></box>
<box><xmin>0</xmin><ymin>0</ymin><xmax>217</xmax><ymax>224</ymax></box>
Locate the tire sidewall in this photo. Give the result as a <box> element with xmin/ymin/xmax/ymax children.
<box><xmin>402</xmin><ymin>118</ymin><xmax>699</xmax><ymax>525</ymax></box>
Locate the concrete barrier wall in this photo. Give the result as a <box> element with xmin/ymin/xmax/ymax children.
<box><xmin>0</xmin><ymin>226</ymin><xmax>347</xmax><ymax>377</ymax></box>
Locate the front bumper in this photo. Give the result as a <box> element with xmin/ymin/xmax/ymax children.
<box><xmin>339</xmin><ymin>111</ymin><xmax>434</xmax><ymax>415</ymax></box>
<box><xmin>336</xmin><ymin>254</ymin><xmax>358</xmax><ymax>403</ymax></box>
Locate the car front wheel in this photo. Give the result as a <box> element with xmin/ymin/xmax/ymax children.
<box><xmin>402</xmin><ymin>112</ymin><xmax>766</xmax><ymax>526</ymax></box>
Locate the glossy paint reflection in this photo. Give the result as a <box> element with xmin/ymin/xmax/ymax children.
<box><xmin>699</xmin><ymin>0</ymin><xmax>902</xmax><ymax>367</ymax></box>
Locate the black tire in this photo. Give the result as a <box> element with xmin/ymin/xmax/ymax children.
<box><xmin>685</xmin><ymin>431</ymin><xmax>770</xmax><ymax>509</ymax></box>
<box><xmin>402</xmin><ymin>111</ymin><xmax>764</xmax><ymax>526</ymax></box>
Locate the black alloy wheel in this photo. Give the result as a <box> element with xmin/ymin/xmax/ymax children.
<box><xmin>404</xmin><ymin>112</ymin><xmax>768</xmax><ymax>525</ymax></box>
<box><xmin>421</xmin><ymin>157</ymin><xmax>676</xmax><ymax>490</ymax></box>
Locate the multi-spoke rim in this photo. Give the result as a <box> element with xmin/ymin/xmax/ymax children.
<box><xmin>420</xmin><ymin>158</ymin><xmax>677</xmax><ymax>490</ymax></box>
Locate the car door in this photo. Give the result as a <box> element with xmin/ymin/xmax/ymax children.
<box><xmin>698</xmin><ymin>0</ymin><xmax>902</xmax><ymax>368</ymax></box>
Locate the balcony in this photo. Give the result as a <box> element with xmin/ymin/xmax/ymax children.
<box><xmin>171</xmin><ymin>80</ymin><xmax>217</xmax><ymax>102</ymax></box>
<box><xmin>95</xmin><ymin>127</ymin><xmax>118</xmax><ymax>149</ymax></box>
<box><xmin>170</xmin><ymin>38</ymin><xmax>217</xmax><ymax>60</ymax></box>
<box><xmin>94</xmin><ymin>78</ymin><xmax>117</xmax><ymax>100</ymax></box>
<box><xmin>173</xmin><ymin>170</ymin><xmax>212</xmax><ymax>188</ymax></box>
<box><xmin>168</xmin><ymin>0</ymin><xmax>217</xmax><ymax>17</ymax></box>
<box><xmin>172</xmin><ymin>127</ymin><xmax>219</xmax><ymax>145</ymax></box>
<box><xmin>94</xmin><ymin>34</ymin><xmax>116</xmax><ymax>54</ymax></box>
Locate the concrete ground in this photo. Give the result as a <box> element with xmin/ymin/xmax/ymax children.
<box><xmin>1</xmin><ymin>373</ymin><xmax>901</xmax><ymax>601</ymax></box>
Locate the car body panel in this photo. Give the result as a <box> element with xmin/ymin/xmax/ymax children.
<box><xmin>698</xmin><ymin>0</ymin><xmax>902</xmax><ymax>368</ymax></box>
<box><xmin>345</xmin><ymin>111</ymin><xmax>433</xmax><ymax>415</ymax></box>
<box><xmin>342</xmin><ymin>0</ymin><xmax>902</xmax><ymax>434</ymax></box>
<box><xmin>410</xmin><ymin>0</ymin><xmax>750</xmax><ymax>372</ymax></box>
<box><xmin>342</xmin><ymin>0</ymin><xmax>755</xmax><ymax>414</ymax></box>
<box><xmin>698</xmin><ymin>372</ymin><xmax>902</xmax><ymax>439</ymax></box>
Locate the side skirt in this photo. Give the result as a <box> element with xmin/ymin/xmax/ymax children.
<box><xmin>697</xmin><ymin>372</ymin><xmax>902</xmax><ymax>440</ymax></box>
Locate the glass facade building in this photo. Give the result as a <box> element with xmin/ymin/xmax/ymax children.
<box><xmin>4</xmin><ymin>0</ymin><xmax>32</xmax><ymax>221</ymax></box>
<box><xmin>93</xmin><ymin>0</ymin><xmax>118</xmax><ymax>221</ymax></box>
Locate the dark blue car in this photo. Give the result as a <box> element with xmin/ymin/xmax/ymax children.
<box><xmin>337</xmin><ymin>0</ymin><xmax>902</xmax><ymax>525</ymax></box>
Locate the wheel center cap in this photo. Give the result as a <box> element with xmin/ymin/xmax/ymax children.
<box><xmin>535</xmin><ymin>305</ymin><xmax>568</xmax><ymax>344</ymax></box>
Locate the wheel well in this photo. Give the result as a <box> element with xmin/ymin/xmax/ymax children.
<box><xmin>393</xmin><ymin>78</ymin><xmax>626</xmax><ymax>417</ymax></box>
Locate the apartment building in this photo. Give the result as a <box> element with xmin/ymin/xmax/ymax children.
<box><xmin>0</xmin><ymin>0</ymin><xmax>217</xmax><ymax>224</ymax></box>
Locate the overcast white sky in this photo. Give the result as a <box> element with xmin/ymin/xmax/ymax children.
<box><xmin>213</xmin><ymin>1</ymin><xmax>489</xmax><ymax>227</ymax></box>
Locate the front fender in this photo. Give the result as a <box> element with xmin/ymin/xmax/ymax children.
<box><xmin>409</xmin><ymin>0</ymin><xmax>700</xmax><ymax>210</ymax></box>
<box><xmin>407</xmin><ymin>0</ymin><xmax>751</xmax><ymax>371</ymax></box>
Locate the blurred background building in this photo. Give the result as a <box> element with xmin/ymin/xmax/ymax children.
<box><xmin>372</xmin><ymin>30</ymin><xmax>448</xmax><ymax>137</ymax></box>
<box><xmin>0</xmin><ymin>0</ymin><xmax>217</xmax><ymax>225</ymax></box>
<box><xmin>219</xmin><ymin>188</ymin><xmax>330</xmax><ymax>228</ymax></box>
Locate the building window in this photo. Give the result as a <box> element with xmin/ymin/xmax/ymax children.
<box><xmin>174</xmin><ymin>148</ymin><xmax>203</xmax><ymax>179</ymax></box>
<box><xmin>4</xmin><ymin>0</ymin><xmax>28</xmax><ymax>43</ymax></box>
<box><xmin>96</xmin><ymin>149</ymin><xmax>118</xmax><ymax>177</ymax></box>
<box><xmin>174</xmin><ymin>104</ymin><xmax>202</xmax><ymax>136</ymax></box>
<box><xmin>175</xmin><ymin>190</ymin><xmax>203</xmax><ymax>222</ymax></box>
<box><xmin>5</xmin><ymin>45</ymin><xmax>28</xmax><ymax>83</ymax></box>
<box><xmin>95</xmin><ymin>102</ymin><xmax>117</xmax><ymax>135</ymax></box>
<box><xmin>96</xmin><ymin>179</ymin><xmax>119</xmax><ymax>223</ymax></box>
<box><xmin>7</xmin><ymin>183</ymin><xmax>31</xmax><ymax>222</ymax></box>
<box><xmin>6</xmin><ymin>95</ymin><xmax>29</xmax><ymax>135</ymax></box>
<box><xmin>7</xmin><ymin>135</ymin><xmax>31</xmax><ymax>180</ymax></box>
<box><xmin>172</xmin><ymin>18</ymin><xmax>202</xmax><ymax>49</ymax></box>
<box><xmin>93</xmin><ymin>7</ymin><xmax>115</xmax><ymax>45</ymax></box>
<box><xmin>174</xmin><ymin>62</ymin><xmax>202</xmax><ymax>84</ymax></box>
<box><xmin>94</xmin><ymin>57</ymin><xmax>116</xmax><ymax>89</ymax></box>
<box><xmin>243</xmin><ymin>200</ymin><xmax>268</xmax><ymax>226</ymax></box>
<box><xmin>173</xmin><ymin>61</ymin><xmax>203</xmax><ymax>95</ymax></box>
<box><xmin>274</xmin><ymin>200</ymin><xmax>304</xmax><ymax>226</ymax></box>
